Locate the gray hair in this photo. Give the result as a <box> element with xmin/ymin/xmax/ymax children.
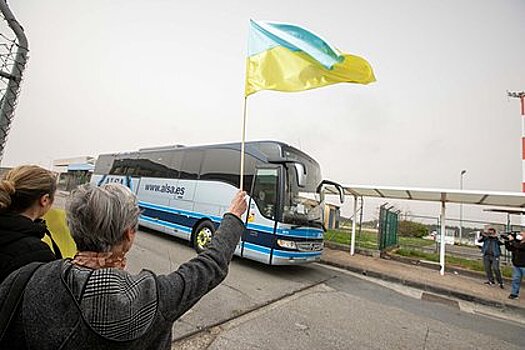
<box><xmin>66</xmin><ymin>183</ymin><xmax>141</xmax><ymax>252</ymax></box>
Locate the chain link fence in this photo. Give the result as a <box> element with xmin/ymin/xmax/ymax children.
<box><xmin>394</xmin><ymin>214</ymin><xmax>517</xmax><ymax>277</ymax></box>
<box><xmin>325</xmin><ymin>204</ymin><xmax>519</xmax><ymax>277</ymax></box>
<box><xmin>0</xmin><ymin>1</ymin><xmax>28</xmax><ymax>163</ymax></box>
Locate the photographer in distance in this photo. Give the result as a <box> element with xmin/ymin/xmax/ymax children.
<box><xmin>478</xmin><ymin>227</ymin><xmax>504</xmax><ymax>288</ymax></box>
<box><xmin>504</xmin><ymin>231</ymin><xmax>525</xmax><ymax>300</ymax></box>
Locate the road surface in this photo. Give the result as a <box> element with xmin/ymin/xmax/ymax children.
<box><xmin>126</xmin><ymin>226</ymin><xmax>525</xmax><ymax>350</ymax></box>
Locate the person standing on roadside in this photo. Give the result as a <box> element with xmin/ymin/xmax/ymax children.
<box><xmin>0</xmin><ymin>165</ymin><xmax>62</xmax><ymax>284</ymax></box>
<box><xmin>505</xmin><ymin>232</ymin><xmax>525</xmax><ymax>300</ymax></box>
<box><xmin>478</xmin><ymin>227</ymin><xmax>504</xmax><ymax>288</ymax></box>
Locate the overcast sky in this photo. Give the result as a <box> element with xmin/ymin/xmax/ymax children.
<box><xmin>3</xmin><ymin>0</ymin><xmax>525</xmax><ymax>226</ymax></box>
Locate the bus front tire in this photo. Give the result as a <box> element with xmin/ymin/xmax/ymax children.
<box><xmin>193</xmin><ymin>221</ymin><xmax>215</xmax><ymax>253</ymax></box>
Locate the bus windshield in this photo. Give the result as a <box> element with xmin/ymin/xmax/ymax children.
<box><xmin>281</xmin><ymin>150</ymin><xmax>324</xmax><ymax>228</ymax></box>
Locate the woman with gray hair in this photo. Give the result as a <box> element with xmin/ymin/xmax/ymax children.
<box><xmin>0</xmin><ymin>183</ymin><xmax>247</xmax><ymax>349</ymax></box>
<box><xmin>67</xmin><ymin>184</ymin><xmax>142</xmax><ymax>269</ymax></box>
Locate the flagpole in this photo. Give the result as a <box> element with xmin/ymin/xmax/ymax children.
<box><xmin>240</xmin><ymin>96</ymin><xmax>248</xmax><ymax>190</ymax></box>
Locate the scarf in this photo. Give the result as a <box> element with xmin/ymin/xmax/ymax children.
<box><xmin>72</xmin><ymin>251</ymin><xmax>127</xmax><ymax>270</ymax></box>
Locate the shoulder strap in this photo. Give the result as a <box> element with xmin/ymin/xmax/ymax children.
<box><xmin>44</xmin><ymin>229</ymin><xmax>63</xmax><ymax>259</ymax></box>
<box><xmin>0</xmin><ymin>262</ymin><xmax>44</xmax><ymax>343</ymax></box>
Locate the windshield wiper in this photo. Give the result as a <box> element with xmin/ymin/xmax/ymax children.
<box><xmin>291</xmin><ymin>220</ymin><xmax>326</xmax><ymax>232</ymax></box>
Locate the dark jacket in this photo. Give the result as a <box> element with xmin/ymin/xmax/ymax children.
<box><xmin>0</xmin><ymin>213</ymin><xmax>60</xmax><ymax>283</ymax></box>
<box><xmin>505</xmin><ymin>239</ymin><xmax>525</xmax><ymax>267</ymax></box>
<box><xmin>478</xmin><ymin>235</ymin><xmax>503</xmax><ymax>257</ymax></box>
<box><xmin>0</xmin><ymin>213</ymin><xmax>244</xmax><ymax>350</ymax></box>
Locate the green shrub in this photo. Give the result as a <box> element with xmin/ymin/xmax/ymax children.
<box><xmin>398</xmin><ymin>220</ymin><xmax>428</xmax><ymax>238</ymax></box>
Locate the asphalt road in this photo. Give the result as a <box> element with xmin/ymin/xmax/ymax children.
<box><xmin>127</xmin><ymin>227</ymin><xmax>525</xmax><ymax>350</ymax></box>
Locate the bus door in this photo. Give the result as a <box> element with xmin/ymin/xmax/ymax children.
<box><xmin>242</xmin><ymin>167</ymin><xmax>280</xmax><ymax>264</ymax></box>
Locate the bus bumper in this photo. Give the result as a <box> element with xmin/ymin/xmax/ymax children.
<box><xmin>271</xmin><ymin>253</ymin><xmax>322</xmax><ymax>265</ymax></box>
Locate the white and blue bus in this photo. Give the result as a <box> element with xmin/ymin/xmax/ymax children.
<box><xmin>91</xmin><ymin>141</ymin><xmax>344</xmax><ymax>265</ymax></box>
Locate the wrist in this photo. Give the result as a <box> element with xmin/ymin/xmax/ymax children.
<box><xmin>227</xmin><ymin>209</ymin><xmax>241</xmax><ymax>218</ymax></box>
<box><xmin>225</xmin><ymin>212</ymin><xmax>244</xmax><ymax>223</ymax></box>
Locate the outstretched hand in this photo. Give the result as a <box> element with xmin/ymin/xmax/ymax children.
<box><xmin>228</xmin><ymin>191</ymin><xmax>247</xmax><ymax>219</ymax></box>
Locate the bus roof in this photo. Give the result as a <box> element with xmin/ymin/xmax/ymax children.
<box><xmin>99</xmin><ymin>140</ymin><xmax>318</xmax><ymax>164</ymax></box>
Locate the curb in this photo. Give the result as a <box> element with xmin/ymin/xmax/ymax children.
<box><xmin>324</xmin><ymin>241</ymin><xmax>377</xmax><ymax>257</ymax></box>
<box><xmin>319</xmin><ymin>257</ymin><xmax>525</xmax><ymax>317</ymax></box>
<box><xmin>384</xmin><ymin>253</ymin><xmax>519</xmax><ymax>285</ymax></box>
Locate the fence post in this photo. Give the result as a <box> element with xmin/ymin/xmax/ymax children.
<box><xmin>350</xmin><ymin>195</ymin><xmax>357</xmax><ymax>255</ymax></box>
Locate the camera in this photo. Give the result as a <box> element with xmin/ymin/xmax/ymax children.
<box><xmin>500</xmin><ymin>231</ymin><xmax>521</xmax><ymax>241</ymax></box>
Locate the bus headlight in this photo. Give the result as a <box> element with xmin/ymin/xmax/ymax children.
<box><xmin>277</xmin><ymin>239</ymin><xmax>297</xmax><ymax>249</ymax></box>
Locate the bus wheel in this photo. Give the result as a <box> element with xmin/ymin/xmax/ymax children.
<box><xmin>193</xmin><ymin>221</ymin><xmax>215</xmax><ymax>253</ymax></box>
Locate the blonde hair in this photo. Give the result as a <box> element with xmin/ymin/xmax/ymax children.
<box><xmin>0</xmin><ymin>165</ymin><xmax>57</xmax><ymax>213</ymax></box>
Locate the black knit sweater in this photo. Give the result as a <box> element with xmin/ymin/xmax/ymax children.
<box><xmin>0</xmin><ymin>213</ymin><xmax>58</xmax><ymax>283</ymax></box>
<box><xmin>505</xmin><ymin>239</ymin><xmax>525</xmax><ymax>267</ymax></box>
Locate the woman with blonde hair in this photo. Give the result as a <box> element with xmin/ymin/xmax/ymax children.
<box><xmin>0</xmin><ymin>165</ymin><xmax>62</xmax><ymax>283</ymax></box>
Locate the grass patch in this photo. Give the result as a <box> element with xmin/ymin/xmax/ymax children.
<box><xmin>325</xmin><ymin>229</ymin><xmax>377</xmax><ymax>250</ymax></box>
<box><xmin>396</xmin><ymin>248</ymin><xmax>437</xmax><ymax>261</ymax></box>
<box><xmin>325</xmin><ymin>230</ymin><xmax>512</xmax><ymax>278</ymax></box>
<box><xmin>325</xmin><ymin>229</ymin><xmax>435</xmax><ymax>250</ymax></box>
<box><xmin>396</xmin><ymin>248</ymin><xmax>513</xmax><ymax>278</ymax></box>
<box><xmin>399</xmin><ymin>236</ymin><xmax>435</xmax><ymax>247</ymax></box>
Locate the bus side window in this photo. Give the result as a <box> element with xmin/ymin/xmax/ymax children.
<box><xmin>138</xmin><ymin>151</ymin><xmax>182</xmax><ymax>179</ymax></box>
<box><xmin>200</xmin><ymin>148</ymin><xmax>258</xmax><ymax>190</ymax></box>
<box><xmin>252</xmin><ymin>168</ymin><xmax>278</xmax><ymax>220</ymax></box>
<box><xmin>180</xmin><ymin>150</ymin><xmax>204</xmax><ymax>180</ymax></box>
<box><xmin>201</xmin><ymin>148</ymin><xmax>239</xmax><ymax>186</ymax></box>
<box><xmin>96</xmin><ymin>154</ymin><xmax>116</xmax><ymax>175</ymax></box>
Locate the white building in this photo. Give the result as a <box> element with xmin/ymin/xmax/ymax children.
<box><xmin>53</xmin><ymin>156</ymin><xmax>96</xmax><ymax>191</ymax></box>
<box><xmin>52</xmin><ymin>156</ymin><xmax>95</xmax><ymax>173</ymax></box>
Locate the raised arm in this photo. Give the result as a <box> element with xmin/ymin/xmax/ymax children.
<box><xmin>156</xmin><ymin>191</ymin><xmax>247</xmax><ymax>321</ymax></box>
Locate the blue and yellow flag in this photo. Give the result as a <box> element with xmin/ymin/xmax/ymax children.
<box><xmin>245</xmin><ymin>20</ymin><xmax>375</xmax><ymax>96</ymax></box>
<box><xmin>43</xmin><ymin>208</ymin><xmax>77</xmax><ymax>258</ymax></box>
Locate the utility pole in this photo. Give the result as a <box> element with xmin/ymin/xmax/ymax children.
<box><xmin>508</xmin><ymin>91</ymin><xmax>525</xmax><ymax>227</ymax></box>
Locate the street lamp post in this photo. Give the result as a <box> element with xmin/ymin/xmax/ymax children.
<box><xmin>459</xmin><ymin>169</ymin><xmax>467</xmax><ymax>244</ymax></box>
<box><xmin>507</xmin><ymin>91</ymin><xmax>525</xmax><ymax>227</ymax></box>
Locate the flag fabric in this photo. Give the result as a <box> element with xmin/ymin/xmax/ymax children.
<box><xmin>43</xmin><ymin>208</ymin><xmax>77</xmax><ymax>258</ymax></box>
<box><xmin>245</xmin><ymin>20</ymin><xmax>375</xmax><ymax>96</ymax></box>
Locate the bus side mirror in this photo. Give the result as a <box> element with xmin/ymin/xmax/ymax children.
<box><xmin>339</xmin><ymin>185</ymin><xmax>345</xmax><ymax>204</ymax></box>
<box><xmin>294</xmin><ymin>163</ymin><xmax>306</xmax><ymax>188</ymax></box>
<box><xmin>268</xmin><ymin>158</ymin><xmax>306</xmax><ymax>188</ymax></box>
<box><xmin>316</xmin><ymin>180</ymin><xmax>345</xmax><ymax>204</ymax></box>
